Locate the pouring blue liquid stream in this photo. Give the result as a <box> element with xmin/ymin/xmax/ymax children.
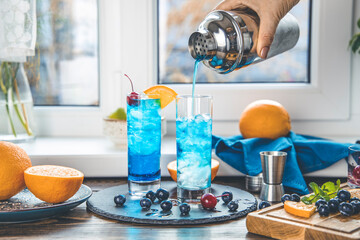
<box><xmin>192</xmin><ymin>59</ymin><xmax>201</xmax><ymax>114</ymax></box>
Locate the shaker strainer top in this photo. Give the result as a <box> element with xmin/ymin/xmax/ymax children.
<box><xmin>188</xmin><ymin>10</ymin><xmax>249</xmax><ymax>73</ymax></box>
<box><xmin>188</xmin><ymin>31</ymin><xmax>217</xmax><ymax>61</ymax></box>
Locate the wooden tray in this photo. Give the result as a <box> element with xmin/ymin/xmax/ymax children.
<box><xmin>246</xmin><ymin>185</ymin><xmax>360</xmax><ymax>240</ymax></box>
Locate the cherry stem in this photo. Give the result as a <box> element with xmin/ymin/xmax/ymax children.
<box><xmin>124</xmin><ymin>74</ymin><xmax>134</xmax><ymax>92</ymax></box>
<box><xmin>216</xmin><ymin>194</ymin><xmax>229</xmax><ymax>198</ymax></box>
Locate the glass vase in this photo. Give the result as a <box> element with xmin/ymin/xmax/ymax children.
<box><xmin>0</xmin><ymin>62</ymin><xmax>36</xmax><ymax>143</ymax></box>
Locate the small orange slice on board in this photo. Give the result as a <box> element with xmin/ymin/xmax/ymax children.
<box><xmin>284</xmin><ymin>201</ymin><xmax>316</xmax><ymax>218</ymax></box>
<box><xmin>24</xmin><ymin>165</ymin><xmax>84</xmax><ymax>203</ymax></box>
<box><xmin>144</xmin><ymin>85</ymin><xmax>177</xmax><ymax>109</ymax></box>
<box><xmin>350</xmin><ymin>189</ymin><xmax>360</xmax><ymax>199</ymax></box>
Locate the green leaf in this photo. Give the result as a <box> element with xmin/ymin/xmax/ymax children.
<box><xmin>322</xmin><ymin>181</ymin><xmax>336</xmax><ymax>193</ymax></box>
<box><xmin>336</xmin><ymin>179</ymin><xmax>341</xmax><ymax>191</ymax></box>
<box><xmin>351</xmin><ymin>37</ymin><xmax>360</xmax><ymax>53</ymax></box>
<box><xmin>309</xmin><ymin>182</ymin><xmax>321</xmax><ymax>195</ymax></box>
<box><xmin>358</xmin><ymin>18</ymin><xmax>360</xmax><ymax>29</ymax></box>
<box><xmin>301</xmin><ymin>196</ymin><xmax>313</xmax><ymax>205</ymax></box>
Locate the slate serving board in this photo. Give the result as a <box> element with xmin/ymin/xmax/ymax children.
<box><xmin>87</xmin><ymin>181</ymin><xmax>257</xmax><ymax>225</ymax></box>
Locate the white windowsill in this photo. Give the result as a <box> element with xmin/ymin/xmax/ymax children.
<box><xmin>17</xmin><ymin>136</ymin><xmax>352</xmax><ymax>178</ymax></box>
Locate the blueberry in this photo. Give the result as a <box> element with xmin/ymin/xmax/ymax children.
<box><xmin>140</xmin><ymin>198</ymin><xmax>152</xmax><ymax>210</ymax></box>
<box><xmin>160</xmin><ymin>200</ymin><xmax>172</xmax><ymax>212</ymax></box>
<box><xmin>333</xmin><ymin>196</ymin><xmax>344</xmax><ymax>203</ymax></box>
<box><xmin>114</xmin><ymin>194</ymin><xmax>126</xmax><ymax>206</ymax></box>
<box><xmin>339</xmin><ymin>202</ymin><xmax>354</xmax><ymax>216</ymax></box>
<box><xmin>227</xmin><ymin>201</ymin><xmax>239</xmax><ymax>211</ymax></box>
<box><xmin>179</xmin><ymin>203</ymin><xmax>191</xmax><ymax>215</ymax></box>
<box><xmin>221</xmin><ymin>191</ymin><xmax>233</xmax><ymax>204</ymax></box>
<box><xmin>318</xmin><ymin>204</ymin><xmax>330</xmax><ymax>217</ymax></box>
<box><xmin>350</xmin><ymin>200</ymin><xmax>360</xmax><ymax>214</ymax></box>
<box><xmin>258</xmin><ymin>201</ymin><xmax>271</xmax><ymax>209</ymax></box>
<box><xmin>350</xmin><ymin>197</ymin><xmax>360</xmax><ymax>203</ymax></box>
<box><xmin>156</xmin><ymin>188</ymin><xmax>169</xmax><ymax>201</ymax></box>
<box><xmin>145</xmin><ymin>190</ymin><xmax>156</xmax><ymax>202</ymax></box>
<box><xmin>315</xmin><ymin>199</ymin><xmax>327</xmax><ymax>209</ymax></box>
<box><xmin>337</xmin><ymin>190</ymin><xmax>351</xmax><ymax>202</ymax></box>
<box><xmin>281</xmin><ymin>194</ymin><xmax>291</xmax><ymax>203</ymax></box>
<box><xmin>328</xmin><ymin>198</ymin><xmax>340</xmax><ymax>213</ymax></box>
<box><xmin>290</xmin><ymin>193</ymin><xmax>301</xmax><ymax>202</ymax></box>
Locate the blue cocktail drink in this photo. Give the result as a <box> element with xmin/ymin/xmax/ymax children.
<box><xmin>176</xmin><ymin>95</ymin><xmax>213</xmax><ymax>201</ymax></box>
<box><xmin>127</xmin><ymin>93</ymin><xmax>161</xmax><ymax>195</ymax></box>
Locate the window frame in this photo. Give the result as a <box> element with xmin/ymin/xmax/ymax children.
<box><xmin>35</xmin><ymin>0</ymin><xmax>356</xmax><ymax>138</ymax></box>
<box><xmin>34</xmin><ymin>0</ymin><xmax>123</xmax><ymax>136</ymax></box>
<box><xmin>156</xmin><ymin>0</ymin><xmax>352</xmax><ymax>122</ymax></box>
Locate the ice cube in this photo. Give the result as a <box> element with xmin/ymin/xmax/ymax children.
<box><xmin>129</xmin><ymin>109</ymin><xmax>143</xmax><ymax>120</ymax></box>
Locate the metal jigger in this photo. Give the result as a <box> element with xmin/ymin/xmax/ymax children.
<box><xmin>259</xmin><ymin>151</ymin><xmax>287</xmax><ymax>202</ymax></box>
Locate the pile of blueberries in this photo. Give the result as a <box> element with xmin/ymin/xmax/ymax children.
<box><xmin>114</xmin><ymin>188</ymin><xmax>191</xmax><ymax>215</ymax></box>
<box><xmin>115</xmin><ymin>189</ymin><xmax>243</xmax><ymax>215</ymax></box>
<box><xmin>272</xmin><ymin>190</ymin><xmax>360</xmax><ymax>217</ymax></box>
<box><xmin>313</xmin><ymin>190</ymin><xmax>360</xmax><ymax>217</ymax></box>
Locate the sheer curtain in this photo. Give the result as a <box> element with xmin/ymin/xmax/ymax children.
<box><xmin>0</xmin><ymin>0</ymin><xmax>36</xmax><ymax>62</ymax></box>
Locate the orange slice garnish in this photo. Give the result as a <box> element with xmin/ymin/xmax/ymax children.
<box><xmin>284</xmin><ymin>201</ymin><xmax>316</xmax><ymax>218</ymax></box>
<box><xmin>144</xmin><ymin>85</ymin><xmax>177</xmax><ymax>109</ymax></box>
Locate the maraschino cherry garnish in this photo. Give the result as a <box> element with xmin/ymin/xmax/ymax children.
<box><xmin>200</xmin><ymin>192</ymin><xmax>233</xmax><ymax>210</ymax></box>
<box><xmin>201</xmin><ymin>193</ymin><xmax>217</xmax><ymax>210</ymax></box>
<box><xmin>124</xmin><ymin>74</ymin><xmax>139</xmax><ymax>106</ymax></box>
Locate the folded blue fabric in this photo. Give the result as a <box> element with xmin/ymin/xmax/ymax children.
<box><xmin>212</xmin><ymin>131</ymin><xmax>352</xmax><ymax>194</ymax></box>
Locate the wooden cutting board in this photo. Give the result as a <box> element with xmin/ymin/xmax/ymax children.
<box><xmin>246</xmin><ymin>186</ymin><xmax>360</xmax><ymax>240</ymax></box>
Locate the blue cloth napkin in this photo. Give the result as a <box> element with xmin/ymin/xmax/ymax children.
<box><xmin>212</xmin><ymin>131</ymin><xmax>352</xmax><ymax>194</ymax></box>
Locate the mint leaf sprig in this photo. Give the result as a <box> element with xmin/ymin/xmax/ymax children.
<box><xmin>301</xmin><ymin>179</ymin><xmax>341</xmax><ymax>205</ymax></box>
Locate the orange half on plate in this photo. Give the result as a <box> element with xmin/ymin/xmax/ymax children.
<box><xmin>24</xmin><ymin>165</ymin><xmax>84</xmax><ymax>204</ymax></box>
<box><xmin>144</xmin><ymin>85</ymin><xmax>177</xmax><ymax>109</ymax></box>
<box><xmin>167</xmin><ymin>159</ymin><xmax>220</xmax><ymax>182</ymax></box>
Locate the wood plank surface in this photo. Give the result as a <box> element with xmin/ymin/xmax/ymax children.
<box><xmin>246</xmin><ymin>184</ymin><xmax>360</xmax><ymax>240</ymax></box>
<box><xmin>0</xmin><ymin>177</ymin><xmax>345</xmax><ymax>240</ymax></box>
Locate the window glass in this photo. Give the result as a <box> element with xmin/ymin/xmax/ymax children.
<box><xmin>27</xmin><ymin>0</ymin><xmax>98</xmax><ymax>106</ymax></box>
<box><xmin>158</xmin><ymin>0</ymin><xmax>310</xmax><ymax>84</ymax></box>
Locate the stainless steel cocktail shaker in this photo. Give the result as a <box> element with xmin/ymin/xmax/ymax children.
<box><xmin>188</xmin><ymin>10</ymin><xmax>299</xmax><ymax>74</ymax></box>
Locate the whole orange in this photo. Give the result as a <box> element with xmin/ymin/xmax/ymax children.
<box><xmin>0</xmin><ymin>141</ymin><xmax>32</xmax><ymax>200</ymax></box>
<box><xmin>24</xmin><ymin>165</ymin><xmax>84</xmax><ymax>203</ymax></box>
<box><xmin>239</xmin><ymin>100</ymin><xmax>291</xmax><ymax>139</ymax></box>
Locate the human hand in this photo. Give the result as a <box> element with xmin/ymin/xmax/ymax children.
<box><xmin>214</xmin><ymin>0</ymin><xmax>299</xmax><ymax>59</ymax></box>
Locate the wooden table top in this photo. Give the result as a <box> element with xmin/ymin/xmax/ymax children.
<box><xmin>0</xmin><ymin>177</ymin><xmax>343</xmax><ymax>240</ymax></box>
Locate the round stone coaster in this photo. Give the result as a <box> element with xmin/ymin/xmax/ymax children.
<box><xmin>87</xmin><ymin>181</ymin><xmax>257</xmax><ymax>225</ymax></box>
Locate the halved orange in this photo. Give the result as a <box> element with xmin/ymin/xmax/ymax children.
<box><xmin>284</xmin><ymin>201</ymin><xmax>316</xmax><ymax>218</ymax></box>
<box><xmin>167</xmin><ymin>159</ymin><xmax>220</xmax><ymax>182</ymax></box>
<box><xmin>24</xmin><ymin>165</ymin><xmax>84</xmax><ymax>203</ymax></box>
<box><xmin>144</xmin><ymin>85</ymin><xmax>177</xmax><ymax>109</ymax></box>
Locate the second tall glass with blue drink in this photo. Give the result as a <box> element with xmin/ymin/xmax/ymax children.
<box><xmin>127</xmin><ymin>93</ymin><xmax>161</xmax><ymax>195</ymax></box>
<box><xmin>176</xmin><ymin>95</ymin><xmax>213</xmax><ymax>202</ymax></box>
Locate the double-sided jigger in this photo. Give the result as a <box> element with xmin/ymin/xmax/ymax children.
<box><xmin>259</xmin><ymin>151</ymin><xmax>287</xmax><ymax>202</ymax></box>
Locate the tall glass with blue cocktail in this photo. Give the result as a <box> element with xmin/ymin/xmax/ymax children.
<box><xmin>127</xmin><ymin>93</ymin><xmax>161</xmax><ymax>195</ymax></box>
<box><xmin>176</xmin><ymin>95</ymin><xmax>213</xmax><ymax>202</ymax></box>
